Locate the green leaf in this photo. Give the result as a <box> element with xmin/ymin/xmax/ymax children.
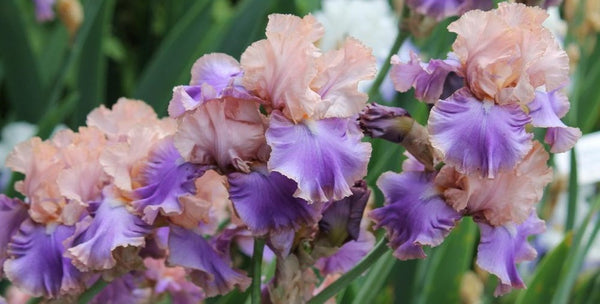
<box><xmin>421</xmin><ymin>218</ymin><xmax>477</xmax><ymax>304</ymax></box>
<box><xmin>514</xmin><ymin>233</ymin><xmax>573</xmax><ymax>304</ymax></box>
<box><xmin>351</xmin><ymin>251</ymin><xmax>396</xmax><ymax>304</ymax></box>
<box><xmin>73</xmin><ymin>0</ymin><xmax>117</xmax><ymax>126</ymax></box>
<box><xmin>0</xmin><ymin>0</ymin><xmax>45</xmax><ymax>122</ymax></box>
<box><xmin>132</xmin><ymin>0</ymin><xmax>215</xmax><ymax>114</ymax></box>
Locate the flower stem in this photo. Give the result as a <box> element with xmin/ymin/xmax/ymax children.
<box><xmin>251</xmin><ymin>237</ymin><xmax>265</xmax><ymax>304</ymax></box>
<box><xmin>77</xmin><ymin>279</ymin><xmax>107</xmax><ymax>304</ymax></box>
<box><xmin>307</xmin><ymin>238</ymin><xmax>389</xmax><ymax>304</ymax></box>
<box><xmin>367</xmin><ymin>15</ymin><xmax>409</xmax><ymax>99</ymax></box>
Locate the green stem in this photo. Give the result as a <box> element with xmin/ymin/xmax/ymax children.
<box><xmin>307</xmin><ymin>238</ymin><xmax>389</xmax><ymax>304</ymax></box>
<box><xmin>367</xmin><ymin>30</ymin><xmax>409</xmax><ymax>99</ymax></box>
<box><xmin>566</xmin><ymin>149</ymin><xmax>578</xmax><ymax>231</ymax></box>
<box><xmin>77</xmin><ymin>279</ymin><xmax>107</xmax><ymax>304</ymax></box>
<box><xmin>251</xmin><ymin>238</ymin><xmax>265</xmax><ymax>304</ymax></box>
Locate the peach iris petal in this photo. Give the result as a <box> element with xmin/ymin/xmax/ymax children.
<box><xmin>6</xmin><ymin>128</ymin><xmax>108</xmax><ymax>225</ymax></box>
<box><xmin>241</xmin><ymin>14</ymin><xmax>324</xmax><ymax>122</ymax></box>
<box><xmin>436</xmin><ymin>142</ymin><xmax>552</xmax><ymax>226</ymax></box>
<box><xmin>100</xmin><ymin>124</ymin><xmax>175</xmax><ymax>192</ymax></box>
<box><xmin>169</xmin><ymin>170</ymin><xmax>231</xmax><ymax>232</ymax></box>
<box><xmin>448</xmin><ymin>3</ymin><xmax>569</xmax><ymax>105</ymax></box>
<box><xmin>86</xmin><ymin>98</ymin><xmax>160</xmax><ymax>141</ymax></box>
<box><xmin>174</xmin><ymin>98</ymin><xmax>267</xmax><ymax>172</ymax></box>
<box><xmin>311</xmin><ymin>37</ymin><xmax>376</xmax><ymax>119</ymax></box>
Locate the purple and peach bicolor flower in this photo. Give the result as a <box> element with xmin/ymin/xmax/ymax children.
<box><xmin>392</xmin><ymin>3</ymin><xmax>580</xmax><ymax>178</ymax></box>
<box><xmin>406</xmin><ymin>0</ymin><xmax>493</xmax><ymax>21</ymax></box>
<box><xmin>241</xmin><ymin>14</ymin><xmax>375</xmax><ymax>203</ymax></box>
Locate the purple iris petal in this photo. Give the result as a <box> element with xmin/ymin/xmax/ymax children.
<box><xmin>266</xmin><ymin>111</ymin><xmax>371</xmax><ymax>203</ymax></box>
<box><xmin>319</xmin><ymin>181</ymin><xmax>370</xmax><ymax>246</ymax></box>
<box><xmin>371</xmin><ymin>171</ymin><xmax>461</xmax><ymax>260</ymax></box>
<box><xmin>167</xmin><ymin>225</ymin><xmax>250</xmax><ymax>297</ymax></box>
<box><xmin>545</xmin><ymin>127</ymin><xmax>581</xmax><ymax>153</ymax></box>
<box><xmin>90</xmin><ymin>274</ymin><xmax>151</xmax><ymax>304</ymax></box>
<box><xmin>228</xmin><ymin>167</ymin><xmax>322</xmax><ymax>255</ymax></box>
<box><xmin>315</xmin><ymin>230</ymin><xmax>375</xmax><ymax>276</ymax></box>
<box><xmin>65</xmin><ymin>188</ymin><xmax>152</xmax><ymax>271</ymax></box>
<box><xmin>0</xmin><ymin>195</ymin><xmax>28</xmax><ymax>275</ymax></box>
<box><xmin>168</xmin><ymin>84</ymin><xmax>218</xmax><ymax>118</ymax></box>
<box><xmin>528</xmin><ymin>90</ymin><xmax>581</xmax><ymax>153</ymax></box>
<box><xmin>169</xmin><ymin>54</ymin><xmax>254</xmax><ymax>118</ymax></box>
<box><xmin>390</xmin><ymin>52</ymin><xmax>463</xmax><ymax>104</ymax></box>
<box><xmin>476</xmin><ymin>212</ymin><xmax>545</xmax><ymax>296</ymax></box>
<box><xmin>429</xmin><ymin>88</ymin><xmax>532</xmax><ymax>178</ymax></box>
<box><xmin>33</xmin><ymin>0</ymin><xmax>56</xmax><ymax>22</ymax></box>
<box><xmin>4</xmin><ymin>219</ymin><xmax>85</xmax><ymax>298</ymax></box>
<box><xmin>132</xmin><ymin>138</ymin><xmax>206</xmax><ymax>224</ymax></box>
<box><xmin>406</xmin><ymin>0</ymin><xmax>493</xmax><ymax>20</ymax></box>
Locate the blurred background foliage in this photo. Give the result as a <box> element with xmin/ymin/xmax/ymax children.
<box><xmin>1</xmin><ymin>0</ymin><xmax>600</xmax><ymax>303</ymax></box>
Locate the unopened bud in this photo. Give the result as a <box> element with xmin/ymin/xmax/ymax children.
<box><xmin>360</xmin><ymin>103</ymin><xmax>437</xmax><ymax>170</ymax></box>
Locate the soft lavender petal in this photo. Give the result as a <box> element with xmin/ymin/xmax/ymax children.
<box><xmin>371</xmin><ymin>171</ymin><xmax>461</xmax><ymax>260</ymax></box>
<box><xmin>545</xmin><ymin>126</ymin><xmax>581</xmax><ymax>153</ymax></box>
<box><xmin>132</xmin><ymin>138</ymin><xmax>206</xmax><ymax>224</ymax></box>
<box><xmin>65</xmin><ymin>188</ymin><xmax>152</xmax><ymax>271</ymax></box>
<box><xmin>168</xmin><ymin>84</ymin><xmax>218</xmax><ymax>118</ymax></box>
<box><xmin>315</xmin><ymin>230</ymin><xmax>375</xmax><ymax>276</ymax></box>
<box><xmin>167</xmin><ymin>225</ymin><xmax>250</xmax><ymax>297</ymax></box>
<box><xmin>4</xmin><ymin>220</ymin><xmax>84</xmax><ymax>297</ymax></box>
<box><xmin>266</xmin><ymin>111</ymin><xmax>371</xmax><ymax>203</ymax></box>
<box><xmin>0</xmin><ymin>195</ymin><xmax>28</xmax><ymax>275</ymax></box>
<box><xmin>390</xmin><ymin>52</ymin><xmax>463</xmax><ymax>104</ymax></box>
<box><xmin>429</xmin><ymin>88</ymin><xmax>532</xmax><ymax>178</ymax></box>
<box><xmin>406</xmin><ymin>0</ymin><xmax>493</xmax><ymax>20</ymax></box>
<box><xmin>89</xmin><ymin>274</ymin><xmax>151</xmax><ymax>304</ymax></box>
<box><xmin>528</xmin><ymin>90</ymin><xmax>580</xmax><ymax>152</ymax></box>
<box><xmin>319</xmin><ymin>181</ymin><xmax>369</xmax><ymax>246</ymax></box>
<box><xmin>476</xmin><ymin>212</ymin><xmax>545</xmax><ymax>296</ymax></box>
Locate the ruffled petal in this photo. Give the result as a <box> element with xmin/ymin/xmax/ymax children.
<box><xmin>86</xmin><ymin>98</ymin><xmax>161</xmax><ymax>140</ymax></box>
<box><xmin>448</xmin><ymin>3</ymin><xmax>569</xmax><ymax>104</ymax></box>
<box><xmin>314</xmin><ymin>230</ymin><xmax>375</xmax><ymax>276</ymax></box>
<box><xmin>240</xmin><ymin>14</ymin><xmax>323</xmax><ymax>122</ymax></box>
<box><xmin>266</xmin><ymin>111</ymin><xmax>371</xmax><ymax>202</ymax></box>
<box><xmin>371</xmin><ymin>171</ymin><xmax>461</xmax><ymax>260</ymax></box>
<box><xmin>476</xmin><ymin>212</ymin><xmax>545</xmax><ymax>296</ymax></box>
<box><xmin>167</xmin><ymin>225</ymin><xmax>250</xmax><ymax>297</ymax></box>
<box><xmin>228</xmin><ymin>166</ymin><xmax>322</xmax><ymax>254</ymax></box>
<box><xmin>168</xmin><ymin>170</ymin><xmax>230</xmax><ymax>232</ymax></box>
<box><xmin>528</xmin><ymin>90</ymin><xmax>580</xmax><ymax>152</ymax></box>
<box><xmin>65</xmin><ymin>187</ymin><xmax>152</xmax><ymax>271</ymax></box>
<box><xmin>429</xmin><ymin>88</ymin><xmax>532</xmax><ymax>178</ymax></box>
<box><xmin>436</xmin><ymin>141</ymin><xmax>553</xmax><ymax>226</ymax></box>
<box><xmin>4</xmin><ymin>220</ymin><xmax>85</xmax><ymax>297</ymax></box>
<box><xmin>390</xmin><ymin>52</ymin><xmax>463</xmax><ymax>104</ymax></box>
<box><xmin>311</xmin><ymin>37</ymin><xmax>376</xmax><ymax>118</ymax></box>
<box><xmin>132</xmin><ymin>138</ymin><xmax>206</xmax><ymax>224</ymax></box>
<box><xmin>174</xmin><ymin>98</ymin><xmax>267</xmax><ymax>172</ymax></box>
<box><xmin>0</xmin><ymin>195</ymin><xmax>28</xmax><ymax>276</ymax></box>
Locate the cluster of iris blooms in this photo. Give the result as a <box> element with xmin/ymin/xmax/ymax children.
<box><xmin>1</xmin><ymin>1</ymin><xmax>578</xmax><ymax>303</ymax></box>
